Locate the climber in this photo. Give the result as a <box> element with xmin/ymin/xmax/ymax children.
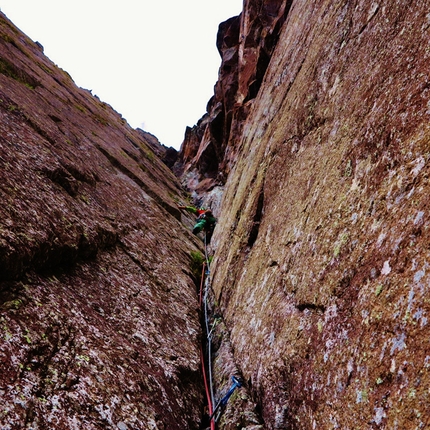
<box><xmin>178</xmin><ymin>205</ymin><xmax>217</xmax><ymax>241</ymax></box>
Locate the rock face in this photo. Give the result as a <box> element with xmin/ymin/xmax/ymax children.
<box><xmin>3</xmin><ymin>0</ymin><xmax>430</xmax><ymax>428</ymax></box>
<box><xmin>137</xmin><ymin>128</ymin><xmax>178</xmax><ymax>169</ymax></box>
<box><xmin>0</xmin><ymin>12</ymin><xmax>204</xmax><ymax>429</ymax></box>
<box><xmin>208</xmin><ymin>0</ymin><xmax>430</xmax><ymax>428</ymax></box>
<box><xmin>177</xmin><ymin>0</ymin><xmax>292</xmax><ymax>195</ymax></box>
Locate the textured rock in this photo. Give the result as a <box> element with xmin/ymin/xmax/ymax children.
<box><xmin>177</xmin><ymin>0</ymin><xmax>292</xmax><ymax>196</ymax></box>
<box><xmin>0</xmin><ymin>12</ymin><xmax>204</xmax><ymax>429</ymax></box>
<box><xmin>137</xmin><ymin>128</ymin><xmax>178</xmax><ymax>169</ymax></box>
<box><xmin>209</xmin><ymin>0</ymin><xmax>430</xmax><ymax>428</ymax></box>
<box><xmin>210</xmin><ymin>313</ymin><xmax>264</xmax><ymax>429</ymax></box>
<box><xmin>3</xmin><ymin>0</ymin><xmax>430</xmax><ymax>428</ymax></box>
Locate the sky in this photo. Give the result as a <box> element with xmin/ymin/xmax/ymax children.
<box><xmin>0</xmin><ymin>1</ymin><xmax>243</xmax><ymax>149</ymax></box>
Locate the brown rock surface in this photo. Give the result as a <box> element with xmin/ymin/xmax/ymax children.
<box><xmin>209</xmin><ymin>0</ymin><xmax>430</xmax><ymax>428</ymax></box>
<box><xmin>0</xmin><ymin>12</ymin><xmax>204</xmax><ymax>429</ymax></box>
<box><xmin>137</xmin><ymin>128</ymin><xmax>178</xmax><ymax>169</ymax></box>
<box><xmin>3</xmin><ymin>0</ymin><xmax>430</xmax><ymax>428</ymax></box>
<box><xmin>177</xmin><ymin>0</ymin><xmax>292</xmax><ymax>195</ymax></box>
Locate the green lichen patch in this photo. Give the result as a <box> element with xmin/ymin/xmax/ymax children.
<box><xmin>0</xmin><ymin>57</ymin><xmax>40</xmax><ymax>89</ymax></box>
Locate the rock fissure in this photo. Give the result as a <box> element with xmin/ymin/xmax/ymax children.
<box><xmin>295</xmin><ymin>303</ymin><xmax>326</xmax><ymax>314</ymax></box>
<box><xmin>199</xmin><ymin>257</ymin><xmax>265</xmax><ymax>429</ymax></box>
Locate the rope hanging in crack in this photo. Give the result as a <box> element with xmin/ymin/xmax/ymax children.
<box><xmin>199</xmin><ymin>262</ymin><xmax>215</xmax><ymax>430</ymax></box>
<box><xmin>201</xmin><ymin>231</ymin><xmax>244</xmax><ymax>427</ymax></box>
<box><xmin>200</xmin><ymin>233</ymin><xmax>215</xmax><ymax>430</ymax></box>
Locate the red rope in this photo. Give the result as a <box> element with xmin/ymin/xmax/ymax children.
<box><xmin>199</xmin><ymin>262</ymin><xmax>215</xmax><ymax>429</ymax></box>
<box><xmin>200</xmin><ymin>346</ymin><xmax>215</xmax><ymax>429</ymax></box>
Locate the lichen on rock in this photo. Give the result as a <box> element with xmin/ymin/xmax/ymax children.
<box><xmin>3</xmin><ymin>0</ymin><xmax>430</xmax><ymax>428</ymax></box>
<box><xmin>189</xmin><ymin>0</ymin><xmax>430</xmax><ymax>428</ymax></box>
<box><xmin>0</xmin><ymin>11</ymin><xmax>204</xmax><ymax>429</ymax></box>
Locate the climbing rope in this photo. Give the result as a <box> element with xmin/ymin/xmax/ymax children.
<box><xmin>200</xmin><ymin>344</ymin><xmax>214</xmax><ymax>429</ymax></box>
<box><xmin>199</xmin><ymin>253</ymin><xmax>214</xmax><ymax>429</ymax></box>
<box><xmin>180</xmin><ymin>203</ymin><xmax>241</xmax><ymax>426</ymax></box>
<box><xmin>204</xmin><ymin>231</ymin><xmax>210</xmax><ymax>267</ymax></box>
<box><xmin>200</xmin><ymin>231</ymin><xmax>242</xmax><ymax>428</ymax></box>
<box><xmin>200</xmin><ymin>233</ymin><xmax>216</xmax><ymax>429</ymax></box>
<box><xmin>204</xmin><ymin>276</ymin><xmax>215</xmax><ymax>409</ymax></box>
<box><xmin>204</xmin><ymin>234</ymin><xmax>216</xmax><ymax>405</ymax></box>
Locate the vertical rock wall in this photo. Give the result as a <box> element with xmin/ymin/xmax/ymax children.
<box><xmin>0</xmin><ymin>13</ymin><xmax>204</xmax><ymax>429</ymax></box>
<box><xmin>211</xmin><ymin>0</ymin><xmax>430</xmax><ymax>428</ymax></box>
<box><xmin>177</xmin><ymin>0</ymin><xmax>292</xmax><ymax>198</ymax></box>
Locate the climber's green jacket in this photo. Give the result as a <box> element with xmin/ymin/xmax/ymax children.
<box><xmin>192</xmin><ymin>213</ymin><xmax>217</xmax><ymax>235</ymax></box>
<box><xmin>178</xmin><ymin>205</ymin><xmax>217</xmax><ymax>235</ymax></box>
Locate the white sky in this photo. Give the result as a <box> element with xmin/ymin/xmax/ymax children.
<box><xmin>0</xmin><ymin>1</ymin><xmax>243</xmax><ymax>149</ymax></box>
